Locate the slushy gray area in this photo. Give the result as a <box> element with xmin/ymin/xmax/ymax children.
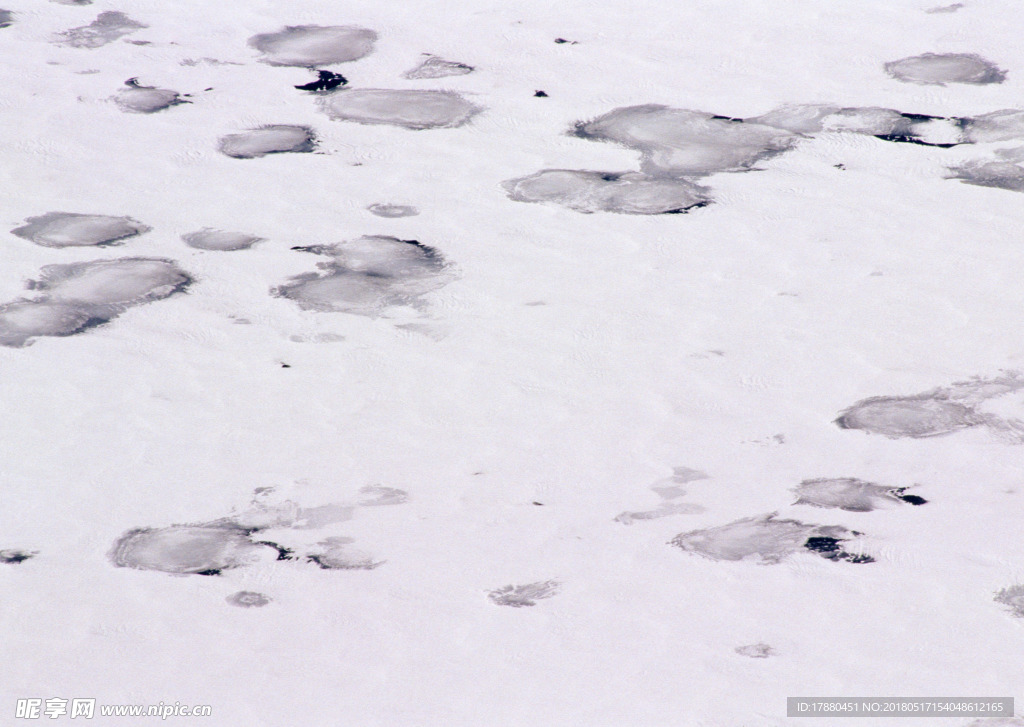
<box><xmin>318</xmin><ymin>89</ymin><xmax>482</xmax><ymax>130</ymax></box>
<box><xmin>248</xmin><ymin>25</ymin><xmax>377</xmax><ymax>67</ymax></box>
<box><xmin>735</xmin><ymin>643</ymin><xmax>775</xmax><ymax>658</ymax></box>
<box><xmin>54</xmin><ymin>11</ymin><xmax>146</xmax><ymax>48</ymax></box>
<box><xmin>884</xmin><ymin>53</ymin><xmax>1006</xmax><ymax>85</ymax></box>
<box><xmin>51</xmin><ymin>0</ymin><xmax>92</xmax><ymax>4</ymax></box>
<box><xmin>574</xmin><ymin>105</ymin><xmax>797</xmax><ymax>176</ymax></box>
<box><xmin>273</xmin><ymin>236</ymin><xmax>455</xmax><ymax>316</ymax></box>
<box><xmin>926</xmin><ymin>2</ymin><xmax>963</xmax><ymax>11</ymax></box>
<box><xmin>0</xmin><ymin>258</ymin><xmax>191</xmax><ymax>347</ymax></box>
<box><xmin>227</xmin><ymin>591</ymin><xmax>271</xmax><ymax>608</ymax></box>
<box><xmin>0</xmin><ymin>9</ymin><xmax>12</xmax><ymax>28</ymax></box>
<box><xmin>488</xmin><ymin>580</ymin><xmax>560</xmax><ymax>607</ymax></box>
<box><xmin>11</xmin><ymin>212</ymin><xmax>151</xmax><ymax>248</ymax></box>
<box><xmin>963</xmin><ymin>110</ymin><xmax>1024</xmax><ymax>143</ymax></box>
<box><xmin>835</xmin><ymin>373</ymin><xmax>1024</xmax><ymax>441</ymax></box>
<box><xmin>503</xmin><ymin>169</ymin><xmax>710</xmax><ymax>214</ymax></box>
<box><xmin>367</xmin><ymin>203</ymin><xmax>419</xmax><ymax>218</ymax></box>
<box><xmin>356</xmin><ymin>485</ymin><xmax>409</xmax><ymax>506</ymax></box>
<box><xmin>182</xmin><ymin>228</ymin><xmax>264</xmax><ymax>251</ymax></box>
<box><xmin>110</xmin><ymin>525</ymin><xmax>275</xmax><ymax>575</ymax></box>
<box><xmin>953</xmin><ymin>147</ymin><xmax>1024</xmax><ymax>192</ymax></box>
<box><xmin>307</xmin><ymin>537</ymin><xmax>383</xmax><ymax>570</ymax></box>
<box><xmin>218</xmin><ymin>125</ymin><xmax>316</xmax><ymax>158</ymax></box>
<box><xmin>994</xmin><ymin>585</ymin><xmax>1024</xmax><ymax>618</ymax></box>
<box><xmin>114</xmin><ymin>81</ymin><xmax>186</xmax><ymax>114</ymax></box>
<box><xmin>403</xmin><ymin>56</ymin><xmax>474</xmax><ymax>79</ymax></box>
<box><xmin>793</xmin><ymin>478</ymin><xmax>915</xmax><ymax>511</ymax></box>
<box><xmin>615</xmin><ymin>502</ymin><xmax>704</xmax><ymax>524</ymax></box>
<box><xmin>670</xmin><ymin>514</ymin><xmax>864</xmax><ymax>564</ymax></box>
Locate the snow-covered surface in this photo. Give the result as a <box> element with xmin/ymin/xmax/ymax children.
<box><xmin>2</xmin><ymin>0</ymin><xmax>1023</xmax><ymax>724</ymax></box>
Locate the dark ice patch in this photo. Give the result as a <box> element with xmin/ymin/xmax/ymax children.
<box><xmin>488</xmin><ymin>580</ymin><xmax>560</xmax><ymax>607</ymax></box>
<box><xmin>0</xmin><ymin>549</ymin><xmax>36</xmax><ymax>564</ymax></box>
<box><xmin>403</xmin><ymin>56</ymin><xmax>474</xmax><ymax>80</ymax></box>
<box><xmin>367</xmin><ymin>203</ymin><xmax>419</xmax><ymax>218</ymax></box>
<box><xmin>503</xmin><ymin>169</ymin><xmax>710</xmax><ymax>214</ymax></box>
<box><xmin>885</xmin><ymin>53</ymin><xmax>1006</xmax><ymax>86</ymax></box>
<box><xmin>534</xmin><ymin>90</ymin><xmax>548</xmax><ymax>97</ymax></box>
<box><xmin>0</xmin><ymin>9</ymin><xmax>13</xmax><ymax>27</ymax></box>
<box><xmin>952</xmin><ymin>148</ymin><xmax>1024</xmax><ymax>192</ymax></box>
<box><xmin>318</xmin><ymin>88</ymin><xmax>482</xmax><ymax>130</ymax></box>
<box><xmin>248</xmin><ymin>25</ymin><xmax>377</xmax><ymax>67</ymax></box>
<box><xmin>12</xmin><ymin>212</ymin><xmax>151</xmax><ymax>248</ymax></box>
<box><xmin>273</xmin><ymin>235</ymin><xmax>455</xmax><ymax>316</ymax></box>
<box><xmin>0</xmin><ymin>258</ymin><xmax>191</xmax><ymax>347</ymax></box>
<box><xmin>114</xmin><ymin>78</ymin><xmax>188</xmax><ymax>114</ymax></box>
<box><xmin>218</xmin><ymin>125</ymin><xmax>316</xmax><ymax>159</ymax></box>
<box><xmin>182</xmin><ymin>229</ymin><xmax>263</xmax><ymax>251</ymax></box>
<box><xmin>226</xmin><ymin>591</ymin><xmax>271</xmax><ymax>608</ymax></box>
<box><xmin>54</xmin><ymin>11</ymin><xmax>146</xmax><ymax>48</ymax></box>
<box><xmin>994</xmin><ymin>585</ymin><xmax>1024</xmax><ymax>618</ymax></box>
<box><xmin>793</xmin><ymin>478</ymin><xmax>927</xmax><ymax>511</ymax></box>
<box><xmin>295</xmin><ymin>70</ymin><xmax>347</xmax><ymax>92</ymax></box>
<box><xmin>670</xmin><ymin>513</ymin><xmax>870</xmax><ymax>565</ymax></box>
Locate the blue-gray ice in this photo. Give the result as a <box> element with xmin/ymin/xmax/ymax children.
<box><xmin>273</xmin><ymin>236</ymin><xmax>455</xmax><ymax>316</ymax></box>
<box><xmin>403</xmin><ymin>56</ymin><xmax>474</xmax><ymax>80</ymax></box>
<box><xmin>12</xmin><ymin>212</ymin><xmax>150</xmax><ymax>248</ymax></box>
<box><xmin>885</xmin><ymin>53</ymin><xmax>1005</xmax><ymax>86</ymax></box>
<box><xmin>248</xmin><ymin>25</ymin><xmax>377</xmax><ymax>67</ymax></box>
<box><xmin>503</xmin><ymin>169</ymin><xmax>709</xmax><ymax>214</ymax></box>
<box><xmin>219</xmin><ymin>125</ymin><xmax>316</xmax><ymax>159</ymax></box>
<box><xmin>182</xmin><ymin>229</ymin><xmax>264</xmax><ymax>251</ymax></box>
<box><xmin>318</xmin><ymin>89</ymin><xmax>482</xmax><ymax>130</ymax></box>
<box><xmin>368</xmin><ymin>203</ymin><xmax>419</xmax><ymax>218</ymax></box>
<box><xmin>54</xmin><ymin>11</ymin><xmax>146</xmax><ymax>48</ymax></box>
<box><xmin>0</xmin><ymin>257</ymin><xmax>191</xmax><ymax>347</ymax></box>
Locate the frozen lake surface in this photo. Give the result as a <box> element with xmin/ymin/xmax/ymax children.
<box><xmin>2</xmin><ymin>0</ymin><xmax>1023</xmax><ymax>724</ymax></box>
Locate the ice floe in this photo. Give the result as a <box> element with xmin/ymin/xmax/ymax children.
<box><xmin>488</xmin><ymin>580</ymin><xmax>561</xmax><ymax>607</ymax></box>
<box><xmin>367</xmin><ymin>203</ymin><xmax>419</xmax><ymax>218</ymax></box>
<box><xmin>110</xmin><ymin>525</ymin><xmax>278</xmax><ymax>576</ymax></box>
<box><xmin>403</xmin><ymin>56</ymin><xmax>474</xmax><ymax>80</ymax></box>
<box><xmin>504</xmin><ymin>169</ymin><xmax>709</xmax><ymax>214</ymax></box>
<box><xmin>994</xmin><ymin>585</ymin><xmax>1024</xmax><ymax>618</ymax></box>
<box><xmin>182</xmin><ymin>229</ymin><xmax>263</xmax><ymax>251</ymax></box>
<box><xmin>226</xmin><ymin>591</ymin><xmax>271</xmax><ymax>608</ymax></box>
<box><xmin>113</xmin><ymin>78</ymin><xmax>187</xmax><ymax>114</ymax></box>
<box><xmin>792</xmin><ymin>478</ymin><xmax>927</xmax><ymax>511</ymax></box>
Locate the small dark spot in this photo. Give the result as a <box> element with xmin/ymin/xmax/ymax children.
<box><xmin>204</xmin><ymin>87</ymin><xmax>213</xmax><ymax>91</ymax></box>
<box><xmin>873</xmin><ymin>133</ymin><xmax>958</xmax><ymax>148</ymax></box>
<box><xmin>893</xmin><ymin>489</ymin><xmax>928</xmax><ymax>505</ymax></box>
<box><xmin>900</xmin><ymin>112</ymin><xmax>945</xmax><ymax>124</ymax></box>
<box><xmin>534</xmin><ymin>90</ymin><xmax>548</xmax><ymax>97</ymax></box>
<box><xmin>834</xmin><ymin>163</ymin><xmax>846</xmax><ymax>170</ymax></box>
<box><xmin>0</xmin><ymin>549</ymin><xmax>35</xmax><ymax>564</ymax></box>
<box><xmin>532</xmin><ymin>501</ymin><xmax>544</xmax><ymax>506</ymax></box>
<box><xmin>554</xmin><ymin>38</ymin><xmax>572</xmax><ymax>44</ymax></box>
<box><xmin>711</xmin><ymin>114</ymin><xmax>744</xmax><ymax>123</ymax></box>
<box><xmin>196</xmin><ymin>569</ymin><xmax>222</xmax><ymax>576</ymax></box>
<box><xmin>805</xmin><ymin>536</ymin><xmax>841</xmax><ymax>554</ymax></box>
<box><xmin>281</xmin><ymin>363</ymin><xmax>291</xmax><ymax>368</ymax></box>
<box><xmin>295</xmin><ymin>70</ymin><xmax>347</xmax><ymax>92</ymax></box>
<box><xmin>600</xmin><ymin>173</ymin><xmax>621</xmax><ymax>182</ymax></box>
<box><xmin>252</xmin><ymin>540</ymin><xmax>294</xmax><ymax>560</ymax></box>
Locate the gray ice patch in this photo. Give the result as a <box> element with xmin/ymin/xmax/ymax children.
<box><xmin>0</xmin><ymin>257</ymin><xmax>191</xmax><ymax>347</ymax></box>
<box><xmin>963</xmin><ymin>110</ymin><xmax>1024</xmax><ymax>143</ymax></box>
<box><xmin>0</xmin><ymin>9</ymin><xmax>13</xmax><ymax>28</ymax></box>
<box><xmin>273</xmin><ymin>236</ymin><xmax>455</xmax><ymax>316</ymax></box>
<box><xmin>54</xmin><ymin>11</ymin><xmax>146</xmax><ymax>48</ymax></box>
<box><xmin>318</xmin><ymin>88</ymin><xmax>482</xmax><ymax>130</ymax></box>
<box><xmin>226</xmin><ymin>591</ymin><xmax>271</xmax><ymax>608</ymax></box>
<box><xmin>11</xmin><ymin>212</ymin><xmax>150</xmax><ymax>248</ymax></box>
<box><xmin>488</xmin><ymin>580</ymin><xmax>560</xmax><ymax>607</ymax></box>
<box><xmin>615</xmin><ymin>503</ymin><xmax>705</xmax><ymax>524</ymax></box>
<box><xmin>793</xmin><ymin>478</ymin><xmax>925</xmax><ymax>511</ymax></box>
<box><xmin>670</xmin><ymin>513</ymin><xmax>871</xmax><ymax>565</ymax></box>
<box><xmin>248</xmin><ymin>25</ymin><xmax>377</xmax><ymax>67</ymax></box>
<box><xmin>357</xmin><ymin>485</ymin><xmax>409</xmax><ymax>507</ymax></box>
<box><xmin>182</xmin><ymin>228</ymin><xmax>264</xmax><ymax>251</ymax></box>
<box><xmin>952</xmin><ymin>147</ymin><xmax>1024</xmax><ymax>192</ymax></box>
<box><xmin>503</xmin><ymin>169</ymin><xmax>709</xmax><ymax>214</ymax></box>
<box><xmin>403</xmin><ymin>56</ymin><xmax>474</xmax><ymax>80</ymax></box>
<box><xmin>218</xmin><ymin>125</ymin><xmax>316</xmax><ymax>159</ymax></box>
<box><xmin>926</xmin><ymin>3</ymin><xmax>963</xmax><ymax>12</ymax></box>
<box><xmin>52</xmin><ymin>0</ymin><xmax>93</xmax><ymax>4</ymax></box>
<box><xmin>109</xmin><ymin>525</ymin><xmax>276</xmax><ymax>575</ymax></box>
<box><xmin>994</xmin><ymin>585</ymin><xmax>1024</xmax><ymax>618</ymax></box>
<box><xmin>735</xmin><ymin>643</ymin><xmax>775</xmax><ymax>658</ymax></box>
<box><xmin>885</xmin><ymin>53</ymin><xmax>1005</xmax><ymax>86</ymax></box>
<box><xmin>307</xmin><ymin>537</ymin><xmax>383</xmax><ymax>570</ymax></box>
<box><xmin>573</xmin><ymin>105</ymin><xmax>797</xmax><ymax>177</ymax></box>
<box><xmin>113</xmin><ymin>79</ymin><xmax>187</xmax><ymax>114</ymax></box>
<box><xmin>835</xmin><ymin>395</ymin><xmax>983</xmax><ymax>438</ymax></box>
<box><xmin>367</xmin><ymin>203</ymin><xmax>419</xmax><ymax>218</ymax></box>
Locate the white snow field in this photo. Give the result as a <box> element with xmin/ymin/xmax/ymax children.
<box><xmin>2</xmin><ymin>0</ymin><xmax>1024</xmax><ymax>725</ymax></box>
